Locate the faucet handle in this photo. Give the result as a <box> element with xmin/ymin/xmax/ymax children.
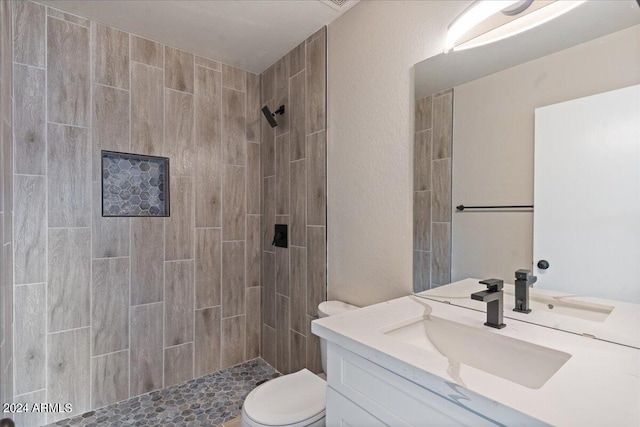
<box><xmin>479</xmin><ymin>278</ymin><xmax>503</xmax><ymax>292</ymax></box>
<box><xmin>515</xmin><ymin>269</ymin><xmax>537</xmax><ymax>285</ymax></box>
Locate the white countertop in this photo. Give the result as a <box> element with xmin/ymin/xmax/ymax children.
<box><xmin>312</xmin><ymin>295</ymin><xmax>640</xmax><ymax>427</ymax></box>
<box><xmin>417</xmin><ymin>278</ymin><xmax>640</xmax><ymax>349</ymax></box>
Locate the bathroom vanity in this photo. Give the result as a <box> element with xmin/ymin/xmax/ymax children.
<box><xmin>312</xmin><ymin>293</ymin><xmax>640</xmax><ymax>426</ymax></box>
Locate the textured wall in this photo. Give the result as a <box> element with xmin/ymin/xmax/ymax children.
<box><xmin>327</xmin><ymin>1</ymin><xmax>467</xmax><ymax>307</ymax></box>
<box><xmin>413</xmin><ymin>90</ymin><xmax>453</xmax><ymax>292</ymax></box>
<box><xmin>260</xmin><ymin>27</ymin><xmax>327</xmax><ymax>374</ymax></box>
<box><xmin>0</xmin><ymin>0</ymin><xmax>14</xmax><ymax>410</ymax></box>
<box><xmin>11</xmin><ymin>2</ymin><xmax>261</xmax><ymax>424</ymax></box>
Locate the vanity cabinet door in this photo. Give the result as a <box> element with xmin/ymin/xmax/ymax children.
<box><xmin>326</xmin><ymin>387</ymin><xmax>387</xmax><ymax>427</ymax></box>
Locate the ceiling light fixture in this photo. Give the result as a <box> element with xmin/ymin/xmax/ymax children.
<box><xmin>444</xmin><ymin>0</ymin><xmax>586</xmax><ymax>53</ymax></box>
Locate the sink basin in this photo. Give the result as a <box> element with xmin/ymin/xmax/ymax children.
<box><xmin>384</xmin><ymin>315</ymin><xmax>571</xmax><ymax>389</ymax></box>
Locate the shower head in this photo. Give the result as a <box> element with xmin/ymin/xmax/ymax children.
<box><xmin>262</xmin><ymin>105</ymin><xmax>285</xmax><ymax>128</ymax></box>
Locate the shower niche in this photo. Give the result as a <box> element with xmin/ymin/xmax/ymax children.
<box><xmin>101</xmin><ymin>150</ymin><xmax>170</xmax><ymax>217</ymax></box>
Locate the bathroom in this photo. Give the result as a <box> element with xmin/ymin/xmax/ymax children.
<box><xmin>0</xmin><ymin>0</ymin><xmax>638</xmax><ymax>426</ymax></box>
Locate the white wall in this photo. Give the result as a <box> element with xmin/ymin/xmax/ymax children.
<box><xmin>452</xmin><ymin>25</ymin><xmax>640</xmax><ymax>284</ymax></box>
<box><xmin>327</xmin><ymin>1</ymin><xmax>468</xmax><ymax>307</ymax></box>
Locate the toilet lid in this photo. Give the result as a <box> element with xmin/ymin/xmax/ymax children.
<box><xmin>243</xmin><ymin>369</ymin><xmax>326</xmax><ymax>426</ymax></box>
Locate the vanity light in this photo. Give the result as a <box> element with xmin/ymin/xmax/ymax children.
<box><xmin>444</xmin><ymin>0</ymin><xmax>586</xmax><ymax>53</ymax></box>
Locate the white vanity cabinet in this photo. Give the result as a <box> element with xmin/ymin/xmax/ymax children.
<box><xmin>325</xmin><ymin>343</ymin><xmax>543</xmax><ymax>427</ymax></box>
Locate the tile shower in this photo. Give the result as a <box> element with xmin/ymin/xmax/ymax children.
<box><xmin>3</xmin><ymin>1</ymin><xmax>328</xmax><ymax>425</ymax></box>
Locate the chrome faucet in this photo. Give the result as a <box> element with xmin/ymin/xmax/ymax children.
<box><xmin>513</xmin><ymin>269</ymin><xmax>537</xmax><ymax>314</ymax></box>
<box><xmin>471</xmin><ymin>279</ymin><xmax>506</xmax><ymax>329</ymax></box>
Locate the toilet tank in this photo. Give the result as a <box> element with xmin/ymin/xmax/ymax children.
<box><xmin>318</xmin><ymin>301</ymin><xmax>359</xmax><ymax>373</ymax></box>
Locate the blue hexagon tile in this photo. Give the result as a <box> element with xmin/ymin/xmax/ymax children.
<box><xmin>102</xmin><ymin>151</ymin><xmax>170</xmax><ymax>217</ymax></box>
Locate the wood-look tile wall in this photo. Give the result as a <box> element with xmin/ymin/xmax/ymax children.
<box><xmin>10</xmin><ymin>3</ymin><xmax>261</xmax><ymax>423</ymax></box>
<box><xmin>260</xmin><ymin>27</ymin><xmax>327</xmax><ymax>374</ymax></box>
<box><xmin>413</xmin><ymin>90</ymin><xmax>454</xmax><ymax>291</ymax></box>
<box><xmin>0</xmin><ymin>0</ymin><xmax>14</xmax><ymax>409</ymax></box>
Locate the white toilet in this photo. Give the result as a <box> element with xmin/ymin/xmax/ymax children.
<box><xmin>241</xmin><ymin>301</ymin><xmax>359</xmax><ymax>427</ymax></box>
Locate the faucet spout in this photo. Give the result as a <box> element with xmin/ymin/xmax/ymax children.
<box><xmin>471</xmin><ymin>278</ymin><xmax>506</xmax><ymax>329</ymax></box>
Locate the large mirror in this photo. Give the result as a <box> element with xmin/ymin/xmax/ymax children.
<box><xmin>412</xmin><ymin>0</ymin><xmax>640</xmax><ymax>348</ymax></box>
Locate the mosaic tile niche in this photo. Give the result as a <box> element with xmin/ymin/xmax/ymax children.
<box><xmin>102</xmin><ymin>151</ymin><xmax>170</xmax><ymax>217</ymax></box>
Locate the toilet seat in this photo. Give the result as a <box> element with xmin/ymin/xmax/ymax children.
<box><xmin>241</xmin><ymin>369</ymin><xmax>326</xmax><ymax>427</ymax></box>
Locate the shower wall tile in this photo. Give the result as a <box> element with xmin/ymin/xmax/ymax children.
<box><xmin>12</xmin><ymin>390</ymin><xmax>47</xmax><ymax>427</ymax></box>
<box><xmin>130</xmin><ymin>303</ymin><xmax>163</xmax><ymax>395</ymax></box>
<box><xmin>131</xmin><ymin>35</ymin><xmax>163</xmax><ymax>68</ymax></box>
<box><xmin>432</xmin><ymin>222</ymin><xmax>452</xmax><ymax>287</ymax></box>
<box><xmin>432</xmin><ymin>159</ymin><xmax>452</xmax><ymax>223</ymax></box>
<box><xmin>47</xmin><ymin>327</ymin><xmax>90</xmax><ymax>423</ymax></box>
<box><xmin>165</xmin><ymin>46</ymin><xmax>194</xmax><ymax>93</ymax></box>
<box><xmin>93</xmin><ymin>23</ymin><xmax>129</xmax><ymax>89</ymax></box>
<box><xmin>131</xmin><ymin>62</ymin><xmax>164</xmax><ymax>156</ymax></box>
<box><xmin>195</xmin><ymin>66</ymin><xmax>222</xmax><ymax>227</ymax></box>
<box><xmin>246</xmin><ymin>215</ymin><xmax>261</xmax><ymax>288</ymax></box>
<box><xmin>14</xmin><ymin>283</ymin><xmax>46</xmax><ymax>395</ymax></box>
<box><xmin>92</xmin><ymin>84</ymin><xmax>130</xmax><ymax>181</ymax></box>
<box><xmin>195</xmin><ymin>307</ymin><xmax>221</xmax><ymax>377</ymax></box>
<box><xmin>263</xmin><ymin>177</ymin><xmax>275</xmax><ymax>252</ymax></box>
<box><xmin>307</xmin><ymin>131</ymin><xmax>326</xmax><ymax>225</ymax></box>
<box><xmin>289</xmin><ymin>71</ymin><xmax>305</xmax><ymax>161</ymax></box>
<box><xmin>261</xmin><ymin>99</ymin><xmax>276</xmax><ymax>177</ymax></box>
<box><xmin>413</xmin><ymin>191</ymin><xmax>431</xmax><ymax>251</ymax></box>
<box><xmin>275</xmin><ymin>294</ymin><xmax>290</xmax><ymax>374</ymax></box>
<box><xmin>48</xmin><ymin>228</ymin><xmax>91</xmax><ymax>332</ymax></box>
<box><xmin>274</xmin><ymin>56</ymin><xmax>289</xmax><ymax>135</ymax></box>
<box><xmin>14</xmin><ymin>64</ymin><xmax>46</xmax><ymax>175</ymax></box>
<box><xmin>415</xmin><ymin>95</ymin><xmax>432</xmax><ymax>132</ymax></box>
<box><xmin>222</xmin><ymin>165</ymin><xmax>246</xmax><ymax>240</ymax></box>
<box><xmin>165</xmin><ymin>260</ymin><xmax>195</xmax><ymax>347</ymax></box>
<box><xmin>165</xmin><ymin>89</ymin><xmax>194</xmax><ymax>175</ymax></box>
<box><xmin>92</xmin><ymin>257</ymin><xmax>130</xmax><ymax>355</ymax></box>
<box><xmin>261</xmin><ymin>65</ymin><xmax>274</xmax><ymax>103</ymax></box>
<box><xmin>165</xmin><ymin>175</ymin><xmax>194</xmax><ymax>260</ymax></box>
<box><xmin>164</xmin><ymin>342</ymin><xmax>194</xmax><ymax>387</ymax></box>
<box><xmin>222</xmin><ymin>64</ymin><xmax>246</xmax><ymax>92</ymax></box>
<box><xmin>196</xmin><ymin>228</ymin><xmax>221</xmax><ymax>309</ymax></box>
<box><xmin>275</xmin><ymin>134</ymin><xmax>290</xmax><ymax>214</ymax></box>
<box><xmin>276</xmin><ymin>244</ymin><xmax>289</xmax><ymax>297</ymax></box>
<box><xmin>222</xmin><ymin>87</ymin><xmax>246</xmax><ymax>166</ymax></box>
<box><xmin>290</xmin><ymin>331</ymin><xmax>306</xmax><ymax>373</ymax></box>
<box><xmin>131</xmin><ymin>217</ymin><xmax>164</xmax><ymax>305</ymax></box>
<box><xmin>91</xmin><ymin>349</ymin><xmax>129</xmax><ymax>409</ymax></box>
<box><xmin>13</xmin><ymin>0</ymin><xmax>45</xmax><ymax>67</ymax></box>
<box><xmin>305</xmin><ymin>29</ymin><xmax>326</xmax><ymax>134</ymax></box>
<box><xmin>195</xmin><ymin>55</ymin><xmax>220</xmax><ymax>71</ymax></box>
<box><xmin>414</xmin><ymin>130</ymin><xmax>432</xmax><ymax>192</ymax></box>
<box><xmin>262</xmin><ymin>251</ymin><xmax>276</xmax><ymax>328</ymax></box>
<box><xmin>289</xmin><ymin>41</ymin><xmax>305</xmax><ymax>77</ymax></box>
<box><xmin>246</xmin><ymin>72</ymin><xmax>260</xmax><ymax>142</ymax></box>
<box><xmin>222</xmin><ymin>241</ymin><xmax>245</xmax><ymax>318</ymax></box>
<box><xmin>307</xmin><ymin>226</ymin><xmax>326</xmax><ymax>317</ymax></box>
<box><xmin>221</xmin><ymin>315</ymin><xmax>245</xmax><ymax>369</ymax></box>
<box><xmin>290</xmin><ymin>160</ymin><xmax>306</xmax><ymax>246</ymax></box>
<box><xmin>306</xmin><ymin>315</ymin><xmax>322</xmax><ymax>374</ymax></box>
<box><xmin>246</xmin><ymin>287</ymin><xmax>261</xmax><ymax>359</ymax></box>
<box><xmin>47</xmin><ymin>8</ymin><xmax>90</xmax><ymax>27</ymax></box>
<box><xmin>247</xmin><ymin>142</ymin><xmax>261</xmax><ymax>214</ymax></box>
<box><xmin>93</xmin><ymin>183</ymin><xmax>130</xmax><ymax>258</ymax></box>
<box><xmin>290</xmin><ymin>246</ymin><xmax>306</xmax><ymax>334</ymax></box>
<box><xmin>48</xmin><ymin>123</ymin><xmax>91</xmax><ymax>227</ymax></box>
<box><xmin>433</xmin><ymin>91</ymin><xmax>453</xmax><ymax>160</ymax></box>
<box><xmin>48</xmin><ymin>16</ymin><xmax>90</xmax><ymax>126</ymax></box>
<box><xmin>262</xmin><ymin>325</ymin><xmax>276</xmax><ymax>368</ymax></box>
<box><xmin>14</xmin><ymin>174</ymin><xmax>46</xmax><ymax>284</ymax></box>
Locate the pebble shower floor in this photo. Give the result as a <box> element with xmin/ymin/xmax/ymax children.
<box><xmin>44</xmin><ymin>359</ymin><xmax>279</xmax><ymax>427</ymax></box>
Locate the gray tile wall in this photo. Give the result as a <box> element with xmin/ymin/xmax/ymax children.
<box><xmin>10</xmin><ymin>3</ymin><xmax>262</xmax><ymax>424</ymax></box>
<box><xmin>260</xmin><ymin>26</ymin><xmax>327</xmax><ymax>374</ymax></box>
<box><xmin>0</xmin><ymin>0</ymin><xmax>13</xmax><ymax>410</ymax></box>
<box><xmin>413</xmin><ymin>90</ymin><xmax>453</xmax><ymax>292</ymax></box>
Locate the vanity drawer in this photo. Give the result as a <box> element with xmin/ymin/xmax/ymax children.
<box><xmin>326</xmin><ymin>386</ymin><xmax>387</xmax><ymax>427</ymax></box>
<box><xmin>327</xmin><ymin>343</ymin><xmax>498</xmax><ymax>426</ymax></box>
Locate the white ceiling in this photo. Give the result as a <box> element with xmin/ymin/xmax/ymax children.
<box><xmin>40</xmin><ymin>0</ymin><xmax>359</xmax><ymax>74</ymax></box>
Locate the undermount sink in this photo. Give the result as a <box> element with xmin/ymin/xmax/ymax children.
<box><xmin>384</xmin><ymin>315</ymin><xmax>571</xmax><ymax>389</ymax></box>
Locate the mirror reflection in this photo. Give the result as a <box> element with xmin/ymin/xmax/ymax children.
<box><xmin>412</xmin><ymin>0</ymin><xmax>640</xmax><ymax>348</ymax></box>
